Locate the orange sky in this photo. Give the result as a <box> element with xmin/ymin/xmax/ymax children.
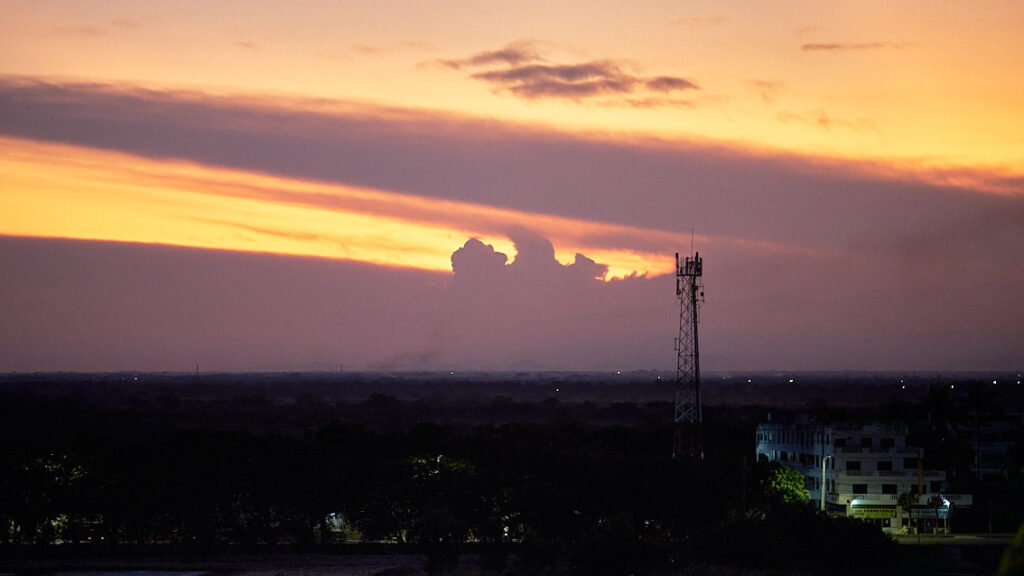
<box><xmin>2</xmin><ymin>1</ymin><xmax>1023</xmax><ymax>279</ymax></box>
<box><xmin>2</xmin><ymin>1</ymin><xmax>1023</xmax><ymax>372</ymax></box>
<box><xmin>4</xmin><ymin>1</ymin><xmax>1023</xmax><ymax>167</ymax></box>
<box><xmin>1</xmin><ymin>136</ymin><xmax>691</xmax><ymax>278</ymax></box>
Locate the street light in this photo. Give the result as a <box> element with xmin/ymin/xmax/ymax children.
<box><xmin>820</xmin><ymin>454</ymin><xmax>833</xmax><ymax>512</ymax></box>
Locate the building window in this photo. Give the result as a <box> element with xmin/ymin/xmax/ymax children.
<box><xmin>847</xmin><ymin>460</ymin><xmax>861</xmax><ymax>471</ymax></box>
<box><xmin>930</xmin><ymin>481</ymin><xmax>943</xmax><ymax>493</ymax></box>
<box><xmin>805</xmin><ymin>476</ymin><xmax>816</xmax><ymax>490</ymax></box>
<box><xmin>904</xmin><ymin>457</ymin><xmax>918</xmax><ymax>469</ymax></box>
<box><xmin>860</xmin><ymin>437</ymin><xmax>872</xmax><ymax>448</ymax></box>
<box><xmin>877</xmin><ymin>461</ymin><xmax>893</xmax><ymax>471</ymax></box>
<box><xmin>880</xmin><ymin>437</ymin><xmax>895</xmax><ymax>448</ymax></box>
<box><xmin>852</xmin><ymin>484</ymin><xmax>868</xmax><ymax>494</ymax></box>
<box><xmin>835</xmin><ymin>438</ymin><xmax>847</xmax><ymax>447</ymax></box>
<box><xmin>882</xmin><ymin>484</ymin><xmax>898</xmax><ymax>494</ymax></box>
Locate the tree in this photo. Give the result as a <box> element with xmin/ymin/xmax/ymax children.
<box><xmin>758</xmin><ymin>462</ymin><xmax>810</xmax><ymax>507</ymax></box>
<box><xmin>897</xmin><ymin>492</ymin><xmax>919</xmax><ymax>510</ymax></box>
<box><xmin>998</xmin><ymin>521</ymin><xmax>1024</xmax><ymax>576</ymax></box>
<box><xmin>897</xmin><ymin>491</ymin><xmax>919</xmax><ymax>534</ymax></box>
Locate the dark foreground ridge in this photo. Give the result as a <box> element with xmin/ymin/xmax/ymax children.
<box><xmin>1</xmin><ymin>371</ymin><xmax>1021</xmax><ymax>575</ymax></box>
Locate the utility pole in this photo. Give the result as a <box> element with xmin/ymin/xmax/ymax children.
<box><xmin>820</xmin><ymin>454</ymin><xmax>833</xmax><ymax>512</ymax></box>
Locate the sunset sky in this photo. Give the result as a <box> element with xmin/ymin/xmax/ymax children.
<box><xmin>2</xmin><ymin>1</ymin><xmax>1022</xmax><ymax>372</ymax></box>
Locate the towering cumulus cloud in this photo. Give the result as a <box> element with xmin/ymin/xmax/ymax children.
<box><xmin>451</xmin><ymin>238</ymin><xmax>509</xmax><ymax>279</ymax></box>
<box><xmin>442</xmin><ymin>236</ymin><xmax>660</xmax><ymax>371</ymax></box>
<box><xmin>452</xmin><ymin>233</ymin><xmax>609</xmax><ymax>291</ymax></box>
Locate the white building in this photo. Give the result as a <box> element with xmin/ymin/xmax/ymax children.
<box><xmin>755</xmin><ymin>415</ymin><xmax>971</xmax><ymax>533</ymax></box>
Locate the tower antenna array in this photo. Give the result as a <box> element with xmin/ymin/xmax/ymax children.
<box><xmin>673</xmin><ymin>250</ymin><xmax>704</xmax><ymax>458</ymax></box>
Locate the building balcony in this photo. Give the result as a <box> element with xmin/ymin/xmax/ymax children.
<box><xmin>838</xmin><ymin>492</ymin><xmax>898</xmax><ymax>503</ymax></box>
<box><xmin>824</xmin><ymin>492</ymin><xmax>971</xmax><ymax>507</ymax></box>
<box><xmin>840</xmin><ymin>470</ymin><xmax>944</xmax><ymax>478</ymax></box>
<box><xmin>835</xmin><ymin>446</ymin><xmax>918</xmax><ymax>455</ymax></box>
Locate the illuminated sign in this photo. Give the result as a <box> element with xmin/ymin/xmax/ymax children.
<box><xmin>909</xmin><ymin>506</ymin><xmax>949</xmax><ymax>519</ymax></box>
<box><xmin>850</xmin><ymin>504</ymin><xmax>896</xmax><ymax>519</ymax></box>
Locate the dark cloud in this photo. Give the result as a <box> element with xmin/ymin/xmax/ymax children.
<box><xmin>0</xmin><ymin>236</ymin><xmax>447</xmax><ymax>372</ymax></box>
<box><xmin>440</xmin><ymin>41</ymin><xmax>544</xmax><ymax>69</ymax></box>
<box><xmin>0</xmin><ymin>235</ymin><xmax>660</xmax><ymax>372</ymax></box>
<box><xmin>0</xmin><ymin>76</ymin><xmax>1019</xmax><ymax>257</ymax></box>
<box><xmin>443</xmin><ymin>235</ymin><xmax>652</xmax><ymax>370</ymax></box>
<box><xmin>507</xmin><ymin>232</ymin><xmax>561</xmax><ymax>272</ymax></box>
<box><xmin>441</xmin><ymin>42</ymin><xmax>699</xmax><ymax>105</ymax></box>
<box><xmin>801</xmin><ymin>42</ymin><xmax>912</xmax><ymax>51</ymax></box>
<box><xmin>568</xmin><ymin>253</ymin><xmax>609</xmax><ymax>282</ymax></box>
<box><xmin>450</xmin><ymin>238</ymin><xmax>508</xmax><ymax>278</ymax></box>
<box><xmin>7</xmin><ymin>225</ymin><xmax>1020</xmax><ymax>372</ymax></box>
<box><xmin>472</xmin><ymin>61</ymin><xmax>636</xmax><ymax>99</ymax></box>
<box><xmin>2</xmin><ymin>80</ymin><xmax>1022</xmax><ymax>371</ymax></box>
<box><xmin>452</xmin><ymin>233</ymin><xmax>607</xmax><ymax>287</ymax></box>
<box><xmin>645</xmin><ymin>76</ymin><xmax>700</xmax><ymax>93</ymax></box>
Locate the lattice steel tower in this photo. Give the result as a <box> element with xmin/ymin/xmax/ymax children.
<box><xmin>673</xmin><ymin>251</ymin><xmax>704</xmax><ymax>458</ymax></box>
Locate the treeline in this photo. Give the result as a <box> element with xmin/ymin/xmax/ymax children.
<box><xmin>0</xmin><ymin>388</ymin><xmax>903</xmax><ymax>574</ymax></box>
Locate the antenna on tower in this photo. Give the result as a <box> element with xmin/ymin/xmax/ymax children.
<box><xmin>673</xmin><ymin>246</ymin><xmax>704</xmax><ymax>459</ymax></box>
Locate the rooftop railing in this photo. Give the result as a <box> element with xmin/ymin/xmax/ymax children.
<box><xmin>840</xmin><ymin>470</ymin><xmax>944</xmax><ymax>478</ymax></box>
<box><xmin>835</xmin><ymin>446</ymin><xmax>917</xmax><ymax>455</ymax></box>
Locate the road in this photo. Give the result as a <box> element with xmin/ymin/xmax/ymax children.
<box><xmin>893</xmin><ymin>533</ymin><xmax>1013</xmax><ymax>546</ymax></box>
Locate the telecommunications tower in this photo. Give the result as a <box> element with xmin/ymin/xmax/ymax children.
<box><xmin>673</xmin><ymin>251</ymin><xmax>703</xmax><ymax>458</ymax></box>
